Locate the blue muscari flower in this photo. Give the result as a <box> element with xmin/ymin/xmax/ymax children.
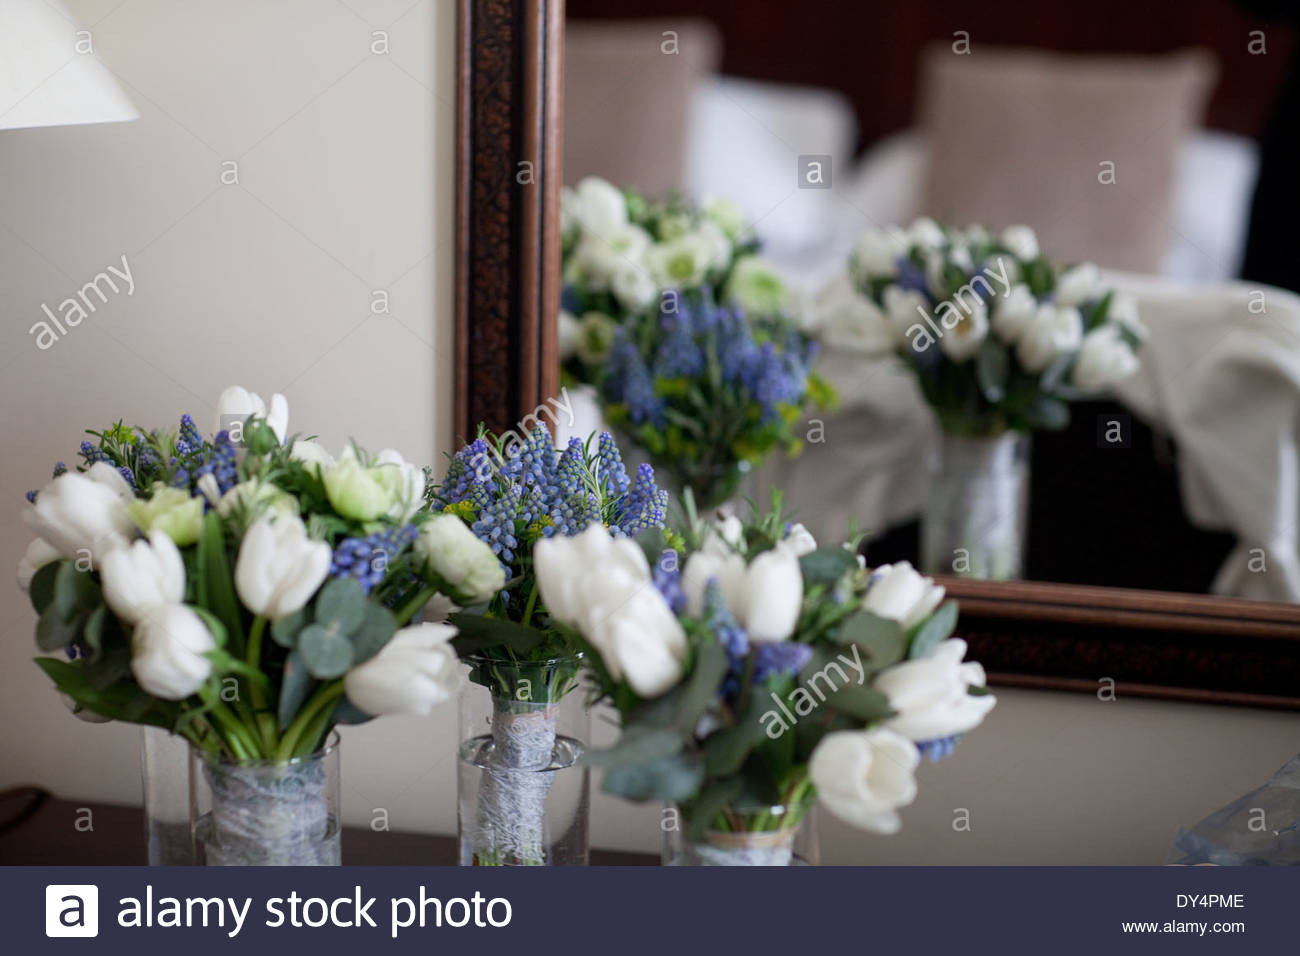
<box><xmin>193</xmin><ymin>430</ymin><xmax>239</xmax><ymax>496</ymax></box>
<box><xmin>615</xmin><ymin>462</ymin><xmax>667</xmax><ymax>537</ymax></box>
<box><xmin>52</xmin><ymin>462</ymin><xmax>67</xmax><ymax>478</ymax></box>
<box><xmin>472</xmin><ymin>484</ymin><xmax>521</xmax><ymax>565</ymax></box>
<box><xmin>25</xmin><ymin>489</ymin><xmax>37</xmax><ymax>503</ymax></box>
<box><xmin>652</xmin><ymin>550</ymin><xmax>685</xmax><ymax>614</ymax></box>
<box><xmin>79</xmin><ymin>440</ymin><xmax>107</xmax><ymax>465</ymax></box>
<box><xmin>118</xmin><ymin>465</ymin><xmax>136</xmax><ymax>489</ymax></box>
<box><xmin>894</xmin><ymin>254</ymin><xmax>929</xmax><ymax>296</ymax></box>
<box><xmin>703</xmin><ymin>581</ymin><xmax>750</xmax><ymax>698</ymax></box>
<box><xmin>176</xmin><ymin>413</ymin><xmax>203</xmax><ymax>457</ymax></box>
<box><xmin>652</xmin><ymin>309</ymin><xmax>706</xmax><ymax>379</ymax></box>
<box><xmin>596</xmin><ymin>432</ymin><xmax>630</xmax><ymax>498</ymax></box>
<box><xmin>916</xmin><ymin>735</ymin><xmax>959</xmax><ymax>762</ymax></box>
<box><xmin>330</xmin><ymin>524</ymin><xmax>418</xmax><ymax>594</ymax></box>
<box><xmin>752</xmin><ymin>642</ymin><xmax>814</xmax><ymax>684</ymax></box>
<box><xmin>605</xmin><ymin>334</ymin><xmax>665</xmax><ymax>426</ymax></box>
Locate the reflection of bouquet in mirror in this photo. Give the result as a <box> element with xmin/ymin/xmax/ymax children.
<box><xmin>820</xmin><ymin>218</ymin><xmax>1145</xmax><ymax>436</ymax></box>
<box><xmin>557</xmin><ymin>176</ymin><xmax>834</xmax><ymax>510</ymax></box>
<box><xmin>534</xmin><ymin>492</ymin><xmax>996</xmax><ymax>866</ymax></box>
<box><xmin>428</xmin><ymin>423</ymin><xmax>669</xmax><ymax>865</ymax></box>
<box><xmin>17</xmin><ymin>386</ymin><xmax>491</xmax><ymax>864</ymax></box>
<box><xmin>817</xmin><ymin>220</ymin><xmax>1146</xmax><ymax>579</ymax></box>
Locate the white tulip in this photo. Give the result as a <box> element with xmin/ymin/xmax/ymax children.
<box><xmin>131</xmin><ymin>604</ymin><xmax>216</xmax><ymax>700</ymax></box>
<box><xmin>591</xmin><ymin>587</ymin><xmax>687</xmax><ymax>697</ymax></box>
<box><xmin>416</xmin><ymin>513</ymin><xmax>505</xmax><ymax>606</ymax></box>
<box><xmin>681</xmin><ymin>549</ymin><xmax>746</xmax><ymax>617</ymax></box>
<box><xmin>698</xmin><ymin>514</ymin><xmax>745</xmax><ymax>556</ymax></box>
<box><xmin>23</xmin><ymin>472</ymin><xmax>136</xmax><ymax>569</ymax></box>
<box><xmin>782</xmin><ymin>523</ymin><xmax>818</xmax><ymax>557</ymax></box>
<box><xmin>289</xmin><ymin>439</ymin><xmax>336</xmax><ymax>471</ymax></box>
<box><xmin>939</xmin><ymin>297</ymin><xmax>989</xmax><ymax>363</ymax></box>
<box><xmin>17</xmin><ymin>538</ymin><xmax>60</xmax><ymax>592</ymax></box>
<box><xmin>1108</xmin><ymin>292</ymin><xmax>1148</xmax><ymax>342</ymax></box>
<box><xmin>216</xmin><ymin>477</ymin><xmax>298</xmax><ymax>520</ymax></box>
<box><xmin>862</xmin><ymin>562</ymin><xmax>945</xmax><ymax>630</ymax></box>
<box><xmin>991</xmin><ymin>283</ymin><xmax>1038</xmax><ymax>344</ymax></box>
<box><xmin>215</xmin><ymin>385</ymin><xmax>288</xmax><ymax>444</ymax></box>
<box><xmin>876</xmin><ymin>638</ymin><xmax>997</xmax><ymax>742</ymax></box>
<box><xmin>851</xmin><ymin>226</ymin><xmax>907</xmax><ymax>280</ymax></box>
<box><xmin>883</xmin><ymin>285</ymin><xmax>928</xmax><ymax>344</ymax></box>
<box><xmin>557</xmin><ymin>309</ymin><xmax>582</xmax><ymax>360</ymax></box>
<box><xmin>1071</xmin><ymin>325</ymin><xmax>1140</xmax><ymax>390</ymax></box>
<box><xmin>809</xmin><ymin>728</ymin><xmax>919</xmax><ymax>834</ymax></box>
<box><xmin>1000</xmin><ymin>225</ymin><xmax>1039</xmax><ymax>260</ymax></box>
<box><xmin>907</xmin><ymin>217</ymin><xmax>945</xmax><ymax>250</ymax></box>
<box><xmin>344</xmin><ymin>622</ymin><xmax>462</xmax><ymax>716</ymax></box>
<box><xmin>571</xmin><ymin>176</ymin><xmax>628</xmax><ymax>237</ymax></box>
<box><xmin>534</xmin><ymin>523</ymin><xmax>650</xmax><ymax>626</ymax></box>
<box><xmin>1016</xmin><ymin>304</ymin><xmax>1082</xmax><ymax>373</ymax></box>
<box><xmin>86</xmin><ymin>461</ymin><xmax>134</xmax><ymax>502</ymax></box>
<box><xmin>99</xmin><ymin>532</ymin><xmax>186</xmax><ymax>625</ymax></box>
<box><xmin>234</xmin><ymin>515</ymin><xmax>331</xmax><ymax>620</ymax></box>
<box><xmin>735</xmin><ymin>546</ymin><xmax>804</xmax><ymax>643</ymax></box>
<box><xmin>814</xmin><ymin>279</ymin><xmax>896</xmax><ymax>356</ymax></box>
<box><xmin>1054</xmin><ymin>263</ymin><xmax>1100</xmax><ymax>307</ymax></box>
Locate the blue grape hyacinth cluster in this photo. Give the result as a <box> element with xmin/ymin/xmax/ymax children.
<box><xmin>432</xmin><ymin>424</ymin><xmax>668</xmax><ymax>575</ymax></box>
<box><xmin>331</xmin><ymin>524</ymin><xmax>419</xmax><ymax>594</ymax></box>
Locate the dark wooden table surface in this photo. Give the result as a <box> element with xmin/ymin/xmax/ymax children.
<box><xmin>0</xmin><ymin>789</ymin><xmax>655</xmax><ymax>866</ymax></box>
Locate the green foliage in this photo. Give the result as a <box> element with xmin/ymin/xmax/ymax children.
<box><xmin>909</xmin><ymin>600</ymin><xmax>959</xmax><ymax>660</ymax></box>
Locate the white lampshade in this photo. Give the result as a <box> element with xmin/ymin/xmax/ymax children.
<box><xmin>0</xmin><ymin>0</ymin><xmax>138</xmax><ymax>131</ymax></box>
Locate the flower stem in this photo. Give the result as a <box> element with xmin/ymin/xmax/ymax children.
<box><xmin>277</xmin><ymin>681</ymin><xmax>344</xmax><ymax>761</ymax></box>
<box><xmin>243</xmin><ymin>615</ymin><xmax>277</xmax><ymax>751</ymax></box>
<box><xmin>394</xmin><ymin>585</ymin><xmax>436</xmax><ymax>626</ymax></box>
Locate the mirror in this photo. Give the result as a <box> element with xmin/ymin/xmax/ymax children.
<box><xmin>555</xmin><ymin>4</ymin><xmax>1300</xmax><ymax>606</ymax></box>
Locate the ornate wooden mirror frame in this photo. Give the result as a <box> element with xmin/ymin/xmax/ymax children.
<box><xmin>452</xmin><ymin>0</ymin><xmax>1300</xmax><ymax>711</ymax></box>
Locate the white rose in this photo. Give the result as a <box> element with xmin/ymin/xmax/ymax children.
<box><xmin>999</xmin><ymin>225</ymin><xmax>1039</xmax><ymax>260</ymax></box>
<box><xmin>814</xmin><ymin>279</ymin><xmax>895</xmax><ymax>356</ymax></box>
<box><xmin>862</xmin><ymin>562</ymin><xmax>945</xmax><ymax>630</ymax></box>
<box><xmin>991</xmin><ymin>283</ymin><xmax>1038</xmax><ymax>344</ymax></box>
<box><xmin>23</xmin><ymin>471</ymin><xmax>136</xmax><ymax>569</ymax></box>
<box><xmin>99</xmin><ymin>531</ymin><xmax>186</xmax><ymax>625</ymax></box>
<box><xmin>17</xmin><ymin>538</ymin><xmax>60</xmax><ymax>592</ymax></box>
<box><xmin>611</xmin><ymin>265</ymin><xmax>659</xmax><ymax>313</ymax></box>
<box><xmin>726</xmin><ymin>255</ymin><xmax>787</xmax><ymax>316</ymax></box>
<box><xmin>939</xmin><ymin>297</ymin><xmax>989</xmax><ymax>363</ymax></box>
<box><xmin>809</xmin><ymin>728</ymin><xmax>919</xmax><ymax>834</ymax></box>
<box><xmin>1054</xmin><ymin>263</ymin><xmax>1100</xmax><ymax>307</ymax></box>
<box><xmin>851</xmin><ymin>227</ymin><xmax>906</xmax><ymax>280</ymax></box>
<box><xmin>216</xmin><ymin>477</ymin><xmax>298</xmax><ymax>520</ymax></box>
<box><xmin>907</xmin><ymin>217</ymin><xmax>946</xmax><ymax>250</ymax></box>
<box><xmin>558</xmin><ymin>309</ymin><xmax>582</xmax><ymax>360</ymax></box>
<box><xmin>875</xmin><ymin>638</ymin><xmax>996</xmax><ymax>742</ymax></box>
<box><xmin>696</xmin><ymin>219</ymin><xmax>734</xmax><ymax>272</ymax></box>
<box><xmin>1016</xmin><ymin>304</ymin><xmax>1083</xmax><ymax>373</ymax></box>
<box><xmin>289</xmin><ymin>440</ymin><xmax>336</xmax><ymax>471</ymax></box>
<box><xmin>647</xmin><ymin>234</ymin><xmax>712</xmax><ymax>289</ymax></box>
<box><xmin>1071</xmin><ymin>324</ymin><xmax>1140</xmax><ymax>391</ymax></box>
<box><xmin>702</xmin><ymin>195</ymin><xmax>747</xmax><ymax>239</ymax></box>
<box><xmin>416</xmin><ymin>513</ymin><xmax>506</xmax><ymax>606</ymax></box>
<box><xmin>233</xmin><ymin>515</ymin><xmax>331</xmax><ymax>620</ymax></box>
<box><xmin>575</xmin><ymin>311</ymin><xmax>619</xmax><ymax>365</ymax></box>
<box><xmin>343</xmin><ymin>622</ymin><xmax>462</xmax><ymax>716</ymax></box>
<box><xmin>374</xmin><ymin>448</ymin><xmax>426</xmax><ymax>522</ymax></box>
<box><xmin>131</xmin><ymin>604</ymin><xmax>216</xmax><ymax>700</ymax></box>
<box><xmin>571</xmin><ymin>176</ymin><xmax>628</xmax><ymax>237</ymax></box>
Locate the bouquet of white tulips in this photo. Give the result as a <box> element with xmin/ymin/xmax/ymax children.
<box><xmin>820</xmin><ymin>218</ymin><xmax>1144</xmax><ymax>435</ymax></box>
<box><xmin>19</xmin><ymin>386</ymin><xmax>503</xmax><ymax>765</ymax></box>
<box><xmin>534</xmin><ymin>493</ymin><xmax>996</xmax><ymax>865</ymax></box>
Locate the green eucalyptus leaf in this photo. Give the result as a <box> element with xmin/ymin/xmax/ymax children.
<box><xmin>601</xmin><ymin>751</ymin><xmax>705</xmax><ymax>803</ymax></box>
<box><xmin>799</xmin><ymin>547</ymin><xmax>858</xmax><ymax>587</ymax></box>
<box><xmin>334</xmin><ymin>696</ymin><xmax>376</xmax><ymax>726</ymax></box>
<box><xmin>29</xmin><ymin>561</ymin><xmax>60</xmax><ymax>616</ymax></box>
<box><xmin>53</xmin><ymin>562</ymin><xmax>97</xmax><ymax>622</ymax></box>
<box><xmin>83</xmin><ymin>644</ymin><xmax>132</xmax><ymax>691</ymax></box>
<box><xmin>315</xmin><ymin>577</ymin><xmax>366</xmax><ymax>633</ymax></box>
<box><xmin>909</xmin><ymin>600</ymin><xmax>960</xmax><ymax>660</ymax></box>
<box><xmin>820</xmin><ymin>684</ymin><xmax>895</xmax><ymax>722</ymax></box>
<box><xmin>277</xmin><ymin>651</ymin><xmax>315</xmax><ymax>730</ymax></box>
<box><xmin>584</xmin><ymin>725</ymin><xmax>684</xmax><ymax>769</ymax></box>
<box><xmin>685</xmin><ymin>776</ymin><xmax>745</xmax><ymax>840</ymax></box>
<box><xmin>448</xmin><ymin>612</ymin><xmax>545</xmax><ymax>657</ymax></box>
<box><xmin>297</xmin><ymin>624</ymin><xmax>355</xmax><ymax>679</ymax></box>
<box><xmin>350</xmin><ymin>603</ymin><xmax>397</xmax><ymax>665</ymax></box>
<box><xmin>1024</xmin><ymin>394</ymin><xmax>1069</xmax><ymax>431</ymax></box>
<box><xmin>672</xmin><ymin>640</ymin><xmax>728</xmax><ymax>733</ymax></box>
<box><xmin>975</xmin><ymin>337</ymin><xmax>1009</xmax><ymax>403</ymax></box>
<box><xmin>703</xmin><ymin>699</ymin><xmax>772</xmax><ymax>778</ymax></box>
<box><xmin>36</xmin><ymin>604</ymin><xmax>82</xmax><ymax>652</ymax></box>
<box><xmin>834</xmin><ymin>610</ymin><xmax>906</xmax><ymax>669</ymax></box>
<box><xmin>271</xmin><ymin>608</ymin><xmax>307</xmax><ymax>649</ymax></box>
<box><xmin>81</xmin><ymin>604</ymin><xmax>108</xmax><ymax>660</ymax></box>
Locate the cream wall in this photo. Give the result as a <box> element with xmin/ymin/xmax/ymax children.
<box><xmin>1</xmin><ymin>2</ymin><xmax>1296</xmax><ymax>865</ymax></box>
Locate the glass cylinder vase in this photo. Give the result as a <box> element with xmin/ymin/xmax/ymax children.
<box><xmin>663</xmin><ymin>799</ymin><xmax>818</xmax><ymax>866</ymax></box>
<box><xmin>191</xmin><ymin>732</ymin><xmax>341</xmax><ymax>866</ymax></box>
<box><xmin>457</xmin><ymin>653</ymin><xmax>590</xmax><ymax>866</ymax></box>
<box><xmin>142</xmin><ymin>726</ymin><xmax>195</xmax><ymax>865</ymax></box>
<box><xmin>921</xmin><ymin>430</ymin><xmax>1029</xmax><ymax>581</ymax></box>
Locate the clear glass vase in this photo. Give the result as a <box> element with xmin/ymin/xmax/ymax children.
<box><xmin>457</xmin><ymin>653</ymin><xmax>590</xmax><ymax>866</ymax></box>
<box><xmin>663</xmin><ymin>799</ymin><xmax>818</xmax><ymax>866</ymax></box>
<box><xmin>142</xmin><ymin>726</ymin><xmax>196</xmax><ymax>865</ymax></box>
<box><xmin>192</xmin><ymin>732</ymin><xmax>341</xmax><ymax>866</ymax></box>
<box><xmin>921</xmin><ymin>430</ymin><xmax>1029</xmax><ymax>580</ymax></box>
